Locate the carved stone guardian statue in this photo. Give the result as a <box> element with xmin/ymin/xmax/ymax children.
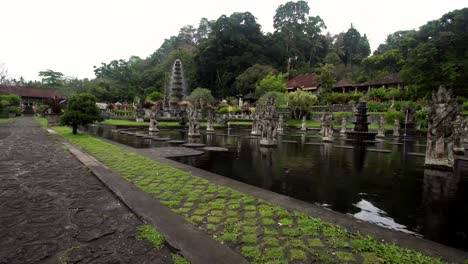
<box><xmin>259</xmin><ymin>97</ymin><xmax>278</xmax><ymax>147</ymax></box>
<box><xmin>425</xmin><ymin>86</ymin><xmax>459</xmax><ymax>168</ymax></box>
<box><xmin>453</xmin><ymin>115</ymin><xmax>465</xmax><ymax>155</ymax></box>
<box><xmin>393</xmin><ymin>119</ymin><xmax>400</xmax><ymax>137</ymax></box>
<box><xmin>148</xmin><ymin>111</ymin><xmax>159</xmax><ymax>132</ymax></box>
<box><xmin>377</xmin><ymin>115</ymin><xmax>385</xmax><ymax>138</ymax></box>
<box><xmin>321</xmin><ymin>109</ymin><xmax>334</xmax><ymax>142</ymax></box>
<box><xmin>187</xmin><ymin>105</ymin><xmax>200</xmax><ymax>137</ymax></box>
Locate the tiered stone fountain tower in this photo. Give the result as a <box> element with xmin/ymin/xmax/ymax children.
<box><xmin>168</xmin><ymin>59</ymin><xmax>187</xmax><ymax>111</ymax></box>
<box><xmin>346</xmin><ymin>101</ymin><xmax>377</xmax><ymax>141</ymax></box>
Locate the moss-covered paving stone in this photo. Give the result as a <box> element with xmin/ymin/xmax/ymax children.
<box><xmin>54</xmin><ymin>126</ymin><xmax>448</xmax><ymax>264</ymax></box>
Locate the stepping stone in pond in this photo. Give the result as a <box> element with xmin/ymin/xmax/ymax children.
<box><xmin>281</xmin><ymin>140</ymin><xmax>298</xmax><ymax>143</ymax></box>
<box><xmin>182</xmin><ymin>143</ymin><xmax>206</xmax><ymax>148</ymax></box>
<box><xmin>244</xmin><ymin>136</ymin><xmax>259</xmax><ymax>139</ymax></box>
<box><xmin>414</xmin><ymin>144</ymin><xmax>427</xmax><ymax>147</ymax></box>
<box><xmin>367</xmin><ymin>148</ymin><xmax>391</xmax><ymax>153</ymax></box>
<box><xmin>167</xmin><ymin>140</ymin><xmax>187</xmax><ymax>144</ymax></box>
<box><xmin>305</xmin><ymin>142</ymin><xmax>324</xmax><ymax>146</ymax></box>
<box><xmin>387</xmin><ymin>142</ymin><xmax>403</xmax><ymax>145</ymax></box>
<box><xmin>202</xmin><ymin>147</ymin><xmax>229</xmax><ymax>152</ymax></box>
<box><xmin>333</xmin><ymin>145</ymin><xmax>354</xmax><ymax>149</ymax></box>
<box><xmin>407</xmin><ymin>152</ymin><xmax>425</xmax><ymax>157</ymax></box>
<box><xmin>135</xmin><ymin>134</ymin><xmax>146</xmax><ymax>137</ymax></box>
<box><xmin>152</xmin><ymin>137</ymin><xmax>170</xmax><ymax>141</ymax></box>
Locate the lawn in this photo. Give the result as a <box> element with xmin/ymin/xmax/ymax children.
<box><xmin>34</xmin><ymin>116</ymin><xmax>48</xmax><ymax>128</ymax></box>
<box><xmin>53</xmin><ymin>125</ymin><xmax>445</xmax><ymax>264</ymax></box>
<box><xmin>0</xmin><ymin>117</ymin><xmax>18</xmax><ymax>123</ymax></box>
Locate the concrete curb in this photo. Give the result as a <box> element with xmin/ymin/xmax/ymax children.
<box><xmin>58</xmin><ymin>139</ymin><xmax>248</xmax><ymax>264</ymax></box>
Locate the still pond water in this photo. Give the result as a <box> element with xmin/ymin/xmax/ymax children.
<box><xmin>89</xmin><ymin>125</ymin><xmax>468</xmax><ymax>250</ymax></box>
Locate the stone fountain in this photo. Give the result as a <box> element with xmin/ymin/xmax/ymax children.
<box><xmin>258</xmin><ymin>97</ymin><xmax>277</xmax><ymax>147</ymax></box>
<box><xmin>425</xmin><ymin>86</ymin><xmax>459</xmax><ymax>169</ymax></box>
<box><xmin>166</xmin><ymin>59</ymin><xmax>188</xmax><ymax>112</ymax></box>
<box><xmin>346</xmin><ymin>101</ymin><xmax>377</xmax><ymax>141</ymax></box>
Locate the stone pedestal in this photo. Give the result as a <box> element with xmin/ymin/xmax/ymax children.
<box><xmin>260</xmin><ymin>139</ymin><xmax>277</xmax><ymax>147</ymax></box>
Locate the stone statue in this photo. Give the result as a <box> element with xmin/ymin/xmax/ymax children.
<box><xmin>239</xmin><ymin>97</ymin><xmax>243</xmax><ymax>107</ymax></box>
<box><xmin>148</xmin><ymin>111</ymin><xmax>159</xmax><ymax>132</ymax></box>
<box><xmin>258</xmin><ymin>97</ymin><xmax>278</xmax><ymax>146</ymax></box>
<box><xmin>301</xmin><ymin>116</ymin><xmax>307</xmax><ymax>132</ymax></box>
<box><xmin>453</xmin><ymin>115</ymin><xmax>465</xmax><ymax>155</ymax></box>
<box><xmin>464</xmin><ymin>119</ymin><xmax>468</xmax><ymax>143</ymax></box>
<box><xmin>319</xmin><ymin>113</ymin><xmax>325</xmax><ymax>134</ymax></box>
<box><xmin>277</xmin><ymin>114</ymin><xmax>285</xmax><ymax>134</ymax></box>
<box><xmin>187</xmin><ymin>105</ymin><xmax>200</xmax><ymax>137</ymax></box>
<box><xmin>425</xmin><ymin>86</ymin><xmax>459</xmax><ymax>168</ymax></box>
<box><xmin>377</xmin><ymin>115</ymin><xmax>385</xmax><ymax>138</ymax></box>
<box><xmin>340</xmin><ymin>116</ymin><xmax>347</xmax><ymax>134</ymax></box>
<box><xmin>393</xmin><ymin>119</ymin><xmax>400</xmax><ymax>137</ymax></box>
<box><xmin>206</xmin><ymin>107</ymin><xmax>215</xmax><ymax>134</ymax></box>
<box><xmin>251</xmin><ymin>111</ymin><xmax>261</xmax><ymax>136</ymax></box>
<box><xmin>321</xmin><ymin>109</ymin><xmax>334</xmax><ymax>142</ymax></box>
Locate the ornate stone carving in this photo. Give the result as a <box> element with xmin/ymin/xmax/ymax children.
<box><xmin>377</xmin><ymin>115</ymin><xmax>385</xmax><ymax>138</ymax></box>
<box><xmin>453</xmin><ymin>115</ymin><xmax>465</xmax><ymax>155</ymax></box>
<box><xmin>187</xmin><ymin>105</ymin><xmax>200</xmax><ymax>137</ymax></box>
<box><xmin>340</xmin><ymin>117</ymin><xmax>347</xmax><ymax>134</ymax></box>
<box><xmin>393</xmin><ymin>119</ymin><xmax>400</xmax><ymax>137</ymax></box>
<box><xmin>258</xmin><ymin>97</ymin><xmax>278</xmax><ymax>146</ymax></box>
<box><xmin>321</xmin><ymin>108</ymin><xmax>333</xmax><ymax>142</ymax></box>
<box><xmin>148</xmin><ymin>111</ymin><xmax>159</xmax><ymax>132</ymax></box>
<box><xmin>425</xmin><ymin>86</ymin><xmax>459</xmax><ymax>168</ymax></box>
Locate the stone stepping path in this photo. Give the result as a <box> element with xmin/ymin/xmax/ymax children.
<box><xmin>182</xmin><ymin>143</ymin><xmax>206</xmax><ymax>148</ymax></box>
<box><xmin>407</xmin><ymin>152</ymin><xmax>425</xmax><ymax>157</ymax></box>
<box><xmin>281</xmin><ymin>140</ymin><xmax>298</xmax><ymax>143</ymax></box>
<box><xmin>305</xmin><ymin>142</ymin><xmax>324</xmax><ymax>146</ymax></box>
<box><xmin>202</xmin><ymin>147</ymin><xmax>229</xmax><ymax>152</ymax></box>
<box><xmin>152</xmin><ymin>137</ymin><xmax>170</xmax><ymax>141</ymax></box>
<box><xmin>167</xmin><ymin>140</ymin><xmax>187</xmax><ymax>144</ymax></box>
<box><xmin>333</xmin><ymin>145</ymin><xmax>354</xmax><ymax>149</ymax></box>
<box><xmin>367</xmin><ymin>148</ymin><xmax>391</xmax><ymax>153</ymax></box>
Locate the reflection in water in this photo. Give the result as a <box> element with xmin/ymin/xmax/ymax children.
<box><xmin>353</xmin><ymin>199</ymin><xmax>417</xmax><ymax>235</ymax></box>
<box><xmin>88</xmin><ymin>125</ymin><xmax>468</xmax><ymax>250</ymax></box>
<box><xmin>423</xmin><ymin>168</ymin><xmax>462</xmax><ymax>248</ymax></box>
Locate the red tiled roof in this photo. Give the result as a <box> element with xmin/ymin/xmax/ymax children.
<box><xmin>287</xmin><ymin>73</ymin><xmax>319</xmax><ymax>88</ymax></box>
<box><xmin>335</xmin><ymin>80</ymin><xmax>354</xmax><ymax>88</ymax></box>
<box><xmin>0</xmin><ymin>86</ymin><xmax>65</xmax><ymax>99</ymax></box>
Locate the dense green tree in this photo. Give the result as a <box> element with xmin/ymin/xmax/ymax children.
<box><xmin>273</xmin><ymin>1</ymin><xmax>327</xmax><ymax>72</ymax></box>
<box><xmin>234</xmin><ymin>64</ymin><xmax>275</xmax><ymax>95</ymax></box>
<box><xmin>400</xmin><ymin>8</ymin><xmax>468</xmax><ymax>95</ymax></box>
<box><xmin>317</xmin><ymin>64</ymin><xmax>335</xmax><ymax>93</ymax></box>
<box><xmin>257</xmin><ymin>91</ymin><xmax>288</xmax><ymax>107</ymax></box>
<box><xmin>287</xmin><ymin>91</ymin><xmax>318</xmax><ymax>119</ymax></box>
<box><xmin>255</xmin><ymin>73</ymin><xmax>287</xmax><ymax>96</ymax></box>
<box><xmin>60</xmin><ymin>93</ymin><xmax>100</xmax><ymax>134</ymax></box>
<box><xmin>188</xmin><ymin>87</ymin><xmax>214</xmax><ymax>108</ymax></box>
<box><xmin>195</xmin><ymin>12</ymin><xmax>268</xmax><ymax>96</ymax></box>
<box><xmin>39</xmin><ymin>69</ymin><xmax>64</xmax><ymax>88</ymax></box>
<box><xmin>341</xmin><ymin>25</ymin><xmax>371</xmax><ymax>65</ymax></box>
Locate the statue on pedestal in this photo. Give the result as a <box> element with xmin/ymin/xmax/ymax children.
<box><xmin>453</xmin><ymin>115</ymin><xmax>465</xmax><ymax>155</ymax></box>
<box><xmin>259</xmin><ymin>97</ymin><xmax>278</xmax><ymax>147</ymax></box>
<box><xmin>425</xmin><ymin>86</ymin><xmax>459</xmax><ymax>169</ymax></box>
<box><xmin>187</xmin><ymin>105</ymin><xmax>200</xmax><ymax>137</ymax></box>
<box><xmin>277</xmin><ymin>114</ymin><xmax>285</xmax><ymax>134</ymax></box>
<box><xmin>300</xmin><ymin>116</ymin><xmax>307</xmax><ymax>132</ymax></box>
<box><xmin>377</xmin><ymin>115</ymin><xmax>385</xmax><ymax>138</ymax></box>
<box><xmin>148</xmin><ymin>111</ymin><xmax>159</xmax><ymax>132</ymax></box>
<box><xmin>251</xmin><ymin>111</ymin><xmax>260</xmax><ymax>136</ymax></box>
<box><xmin>393</xmin><ymin>119</ymin><xmax>400</xmax><ymax>137</ymax></box>
<box><xmin>321</xmin><ymin>109</ymin><xmax>333</xmax><ymax>142</ymax></box>
<box><xmin>206</xmin><ymin>107</ymin><xmax>215</xmax><ymax>134</ymax></box>
<box><xmin>340</xmin><ymin>117</ymin><xmax>347</xmax><ymax>134</ymax></box>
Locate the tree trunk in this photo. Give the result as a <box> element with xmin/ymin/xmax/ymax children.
<box><xmin>72</xmin><ymin>125</ymin><xmax>78</xmax><ymax>134</ymax></box>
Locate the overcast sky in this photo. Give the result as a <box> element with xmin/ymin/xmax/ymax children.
<box><xmin>1</xmin><ymin>0</ymin><xmax>466</xmax><ymax>81</ymax></box>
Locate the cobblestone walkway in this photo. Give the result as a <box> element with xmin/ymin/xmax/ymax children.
<box><xmin>0</xmin><ymin>117</ymin><xmax>173</xmax><ymax>264</ymax></box>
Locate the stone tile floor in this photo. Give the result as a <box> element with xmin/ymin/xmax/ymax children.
<box><xmin>0</xmin><ymin>117</ymin><xmax>173</xmax><ymax>264</ymax></box>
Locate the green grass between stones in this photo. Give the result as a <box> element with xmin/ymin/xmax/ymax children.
<box><xmin>136</xmin><ymin>225</ymin><xmax>165</xmax><ymax>249</ymax></box>
<box><xmin>54</xmin><ymin>126</ymin><xmax>446</xmax><ymax>264</ymax></box>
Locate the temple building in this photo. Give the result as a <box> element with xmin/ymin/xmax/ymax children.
<box><xmin>0</xmin><ymin>86</ymin><xmax>66</xmax><ymax>114</ymax></box>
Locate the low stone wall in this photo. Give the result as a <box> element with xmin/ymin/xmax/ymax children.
<box><xmin>309</xmin><ymin>112</ymin><xmax>384</xmax><ymax>124</ymax></box>
<box><xmin>310</xmin><ymin>105</ymin><xmax>353</xmax><ymax>112</ymax></box>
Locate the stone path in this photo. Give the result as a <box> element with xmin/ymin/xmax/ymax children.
<box><xmin>0</xmin><ymin>117</ymin><xmax>173</xmax><ymax>264</ymax></box>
